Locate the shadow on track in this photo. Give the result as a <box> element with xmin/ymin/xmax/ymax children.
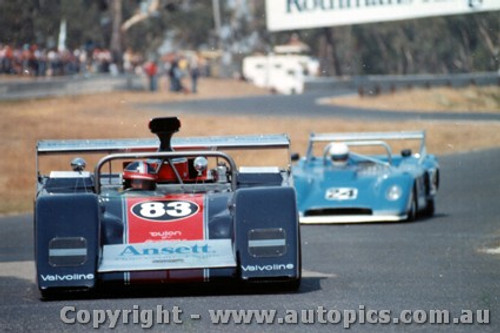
<box><xmin>32</xmin><ymin>276</ymin><xmax>325</xmax><ymax>302</ymax></box>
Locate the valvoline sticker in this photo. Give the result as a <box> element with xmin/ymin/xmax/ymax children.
<box><xmin>126</xmin><ymin>194</ymin><xmax>205</xmax><ymax>243</ymax></box>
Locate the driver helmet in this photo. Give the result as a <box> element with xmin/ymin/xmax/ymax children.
<box><xmin>329</xmin><ymin>142</ymin><xmax>349</xmax><ymax>167</ymax></box>
<box><xmin>123</xmin><ymin>161</ymin><xmax>157</xmax><ymax>190</ymax></box>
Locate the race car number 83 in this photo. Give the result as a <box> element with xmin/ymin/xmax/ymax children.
<box><xmin>131</xmin><ymin>200</ymin><xmax>199</xmax><ymax>222</ymax></box>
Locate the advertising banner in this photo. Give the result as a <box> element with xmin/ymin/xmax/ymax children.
<box><xmin>266</xmin><ymin>0</ymin><xmax>500</xmax><ymax>31</ymax></box>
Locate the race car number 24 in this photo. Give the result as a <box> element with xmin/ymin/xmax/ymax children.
<box><xmin>131</xmin><ymin>200</ymin><xmax>199</xmax><ymax>222</ymax></box>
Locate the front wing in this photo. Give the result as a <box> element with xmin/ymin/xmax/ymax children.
<box><xmin>299</xmin><ymin>213</ymin><xmax>407</xmax><ymax>224</ymax></box>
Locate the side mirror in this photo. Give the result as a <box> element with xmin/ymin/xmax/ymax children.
<box><xmin>291</xmin><ymin>153</ymin><xmax>300</xmax><ymax>162</ymax></box>
<box><xmin>71</xmin><ymin>157</ymin><xmax>86</xmax><ymax>172</ymax></box>
<box><xmin>193</xmin><ymin>156</ymin><xmax>208</xmax><ymax>176</ymax></box>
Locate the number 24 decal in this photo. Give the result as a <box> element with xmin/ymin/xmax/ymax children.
<box><xmin>131</xmin><ymin>200</ymin><xmax>199</xmax><ymax>222</ymax></box>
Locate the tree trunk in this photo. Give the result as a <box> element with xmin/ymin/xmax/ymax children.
<box><xmin>110</xmin><ymin>0</ymin><xmax>122</xmax><ymax>65</ymax></box>
<box><xmin>458</xmin><ymin>25</ymin><xmax>472</xmax><ymax>72</ymax></box>
<box><xmin>475</xmin><ymin>16</ymin><xmax>499</xmax><ymax>70</ymax></box>
<box><xmin>324</xmin><ymin>28</ymin><xmax>342</xmax><ymax>77</ymax></box>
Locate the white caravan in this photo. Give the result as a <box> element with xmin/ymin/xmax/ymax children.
<box><xmin>242</xmin><ymin>54</ymin><xmax>319</xmax><ymax>95</ymax></box>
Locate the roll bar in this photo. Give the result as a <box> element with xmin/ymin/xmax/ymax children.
<box><xmin>307</xmin><ymin>131</ymin><xmax>426</xmax><ymax>163</ymax></box>
<box><xmin>322</xmin><ymin>141</ymin><xmax>393</xmax><ymax>166</ymax></box>
<box><xmin>95</xmin><ymin>151</ymin><xmax>238</xmax><ymax>193</ymax></box>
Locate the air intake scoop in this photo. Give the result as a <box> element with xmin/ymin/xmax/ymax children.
<box><xmin>149</xmin><ymin>117</ymin><xmax>181</xmax><ymax>151</ymax></box>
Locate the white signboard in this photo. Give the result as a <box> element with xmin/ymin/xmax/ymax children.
<box><xmin>266</xmin><ymin>0</ymin><xmax>500</xmax><ymax>31</ymax></box>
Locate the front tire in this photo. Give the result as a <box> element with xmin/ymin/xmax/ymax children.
<box><xmin>423</xmin><ymin>198</ymin><xmax>435</xmax><ymax>217</ymax></box>
<box><xmin>406</xmin><ymin>192</ymin><xmax>417</xmax><ymax>222</ymax></box>
<box><xmin>281</xmin><ymin>278</ymin><xmax>301</xmax><ymax>292</ymax></box>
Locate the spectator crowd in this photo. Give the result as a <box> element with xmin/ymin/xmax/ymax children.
<box><xmin>1</xmin><ymin>42</ymin><xmax>212</xmax><ymax>94</ymax></box>
<box><xmin>0</xmin><ymin>43</ymin><xmax>123</xmax><ymax>77</ymax></box>
<box><xmin>133</xmin><ymin>50</ymin><xmax>209</xmax><ymax>93</ymax></box>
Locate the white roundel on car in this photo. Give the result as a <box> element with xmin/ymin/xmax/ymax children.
<box><xmin>131</xmin><ymin>200</ymin><xmax>199</xmax><ymax>222</ymax></box>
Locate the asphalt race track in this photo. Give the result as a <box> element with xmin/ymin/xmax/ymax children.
<box><xmin>1</xmin><ymin>94</ymin><xmax>499</xmax><ymax>332</ymax></box>
<box><xmin>142</xmin><ymin>90</ymin><xmax>500</xmax><ymax>122</ymax></box>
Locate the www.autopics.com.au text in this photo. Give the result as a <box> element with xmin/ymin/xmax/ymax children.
<box><xmin>59</xmin><ymin>305</ymin><xmax>490</xmax><ymax>329</ymax></box>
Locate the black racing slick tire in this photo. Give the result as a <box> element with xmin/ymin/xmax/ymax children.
<box><xmin>39</xmin><ymin>289</ymin><xmax>64</xmax><ymax>301</ymax></box>
<box><xmin>406</xmin><ymin>191</ymin><xmax>417</xmax><ymax>222</ymax></box>
<box><xmin>284</xmin><ymin>278</ymin><xmax>301</xmax><ymax>292</ymax></box>
<box><xmin>423</xmin><ymin>198</ymin><xmax>435</xmax><ymax>217</ymax></box>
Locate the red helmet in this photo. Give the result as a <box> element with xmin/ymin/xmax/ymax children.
<box><xmin>123</xmin><ymin>161</ymin><xmax>157</xmax><ymax>190</ymax></box>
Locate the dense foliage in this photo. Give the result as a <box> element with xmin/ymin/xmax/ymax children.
<box><xmin>297</xmin><ymin>13</ymin><xmax>500</xmax><ymax>75</ymax></box>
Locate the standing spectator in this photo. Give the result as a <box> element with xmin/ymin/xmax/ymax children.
<box><xmin>123</xmin><ymin>48</ymin><xmax>134</xmax><ymax>74</ymax></box>
<box><xmin>168</xmin><ymin>59</ymin><xmax>184</xmax><ymax>92</ymax></box>
<box><xmin>92</xmin><ymin>47</ymin><xmax>111</xmax><ymax>73</ymax></box>
<box><xmin>178</xmin><ymin>55</ymin><xmax>188</xmax><ymax>91</ymax></box>
<box><xmin>168</xmin><ymin>58</ymin><xmax>178</xmax><ymax>91</ymax></box>
<box><xmin>100</xmin><ymin>49</ymin><xmax>112</xmax><ymax>73</ymax></box>
<box><xmin>21</xmin><ymin>44</ymin><xmax>31</xmax><ymax>75</ymax></box>
<box><xmin>35</xmin><ymin>47</ymin><xmax>47</xmax><ymax>77</ymax></box>
<box><xmin>61</xmin><ymin>49</ymin><xmax>77</xmax><ymax>75</ymax></box>
<box><xmin>0</xmin><ymin>44</ymin><xmax>6</xmax><ymax>73</ymax></box>
<box><xmin>12</xmin><ymin>46</ymin><xmax>23</xmax><ymax>74</ymax></box>
<box><xmin>5</xmin><ymin>44</ymin><xmax>15</xmax><ymax>74</ymax></box>
<box><xmin>123</xmin><ymin>48</ymin><xmax>135</xmax><ymax>88</ymax></box>
<box><xmin>162</xmin><ymin>58</ymin><xmax>172</xmax><ymax>90</ymax></box>
<box><xmin>77</xmin><ymin>48</ymin><xmax>88</xmax><ymax>77</ymax></box>
<box><xmin>47</xmin><ymin>48</ymin><xmax>58</xmax><ymax>76</ymax></box>
<box><xmin>144</xmin><ymin>60</ymin><xmax>158</xmax><ymax>92</ymax></box>
<box><xmin>189</xmin><ymin>55</ymin><xmax>200</xmax><ymax>93</ymax></box>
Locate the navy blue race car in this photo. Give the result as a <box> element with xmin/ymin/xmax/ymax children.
<box><xmin>292</xmin><ymin>131</ymin><xmax>439</xmax><ymax>223</ymax></box>
<box><xmin>35</xmin><ymin>117</ymin><xmax>300</xmax><ymax>298</ymax></box>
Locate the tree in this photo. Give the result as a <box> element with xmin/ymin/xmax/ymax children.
<box><xmin>0</xmin><ymin>1</ymin><xmax>497</xmax><ymax>75</ymax></box>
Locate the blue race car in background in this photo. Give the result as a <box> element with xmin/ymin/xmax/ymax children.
<box><xmin>292</xmin><ymin>131</ymin><xmax>439</xmax><ymax>223</ymax></box>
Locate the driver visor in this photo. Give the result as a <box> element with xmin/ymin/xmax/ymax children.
<box><xmin>331</xmin><ymin>153</ymin><xmax>348</xmax><ymax>161</ymax></box>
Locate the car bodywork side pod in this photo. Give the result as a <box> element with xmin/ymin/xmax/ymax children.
<box><xmin>233</xmin><ymin>186</ymin><xmax>301</xmax><ymax>285</ymax></box>
<box><xmin>35</xmin><ymin>193</ymin><xmax>100</xmax><ymax>292</ymax></box>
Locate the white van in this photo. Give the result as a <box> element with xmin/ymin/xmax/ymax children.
<box><xmin>242</xmin><ymin>54</ymin><xmax>319</xmax><ymax>95</ymax></box>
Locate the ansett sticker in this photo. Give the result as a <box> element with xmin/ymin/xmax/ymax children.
<box><xmin>98</xmin><ymin>240</ymin><xmax>237</xmax><ymax>272</ymax></box>
<box><xmin>131</xmin><ymin>200</ymin><xmax>199</xmax><ymax>222</ymax></box>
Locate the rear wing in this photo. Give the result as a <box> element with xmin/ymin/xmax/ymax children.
<box><xmin>37</xmin><ymin>134</ymin><xmax>291</xmax><ymax>175</ymax></box>
<box><xmin>306</xmin><ymin>131</ymin><xmax>427</xmax><ymax>160</ymax></box>
<box><xmin>37</xmin><ymin>134</ymin><xmax>290</xmax><ymax>155</ymax></box>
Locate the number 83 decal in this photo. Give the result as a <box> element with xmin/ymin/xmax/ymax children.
<box><xmin>131</xmin><ymin>200</ymin><xmax>200</xmax><ymax>222</ymax></box>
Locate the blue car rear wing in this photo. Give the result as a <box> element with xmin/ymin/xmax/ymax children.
<box><xmin>309</xmin><ymin>131</ymin><xmax>425</xmax><ymax>143</ymax></box>
<box><xmin>306</xmin><ymin>131</ymin><xmax>427</xmax><ymax>164</ymax></box>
